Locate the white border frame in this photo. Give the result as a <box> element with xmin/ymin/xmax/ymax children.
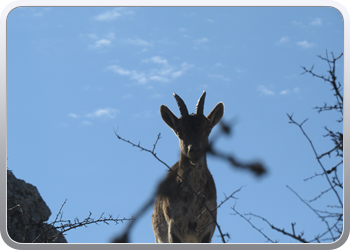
<box><xmin>1</xmin><ymin>1</ymin><xmax>348</xmax><ymax>250</ymax></box>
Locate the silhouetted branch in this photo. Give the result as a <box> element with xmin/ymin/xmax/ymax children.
<box><xmin>286</xmin><ymin>114</ymin><xmax>343</xmax><ymax>209</ymax></box>
<box><xmin>244</xmin><ymin>213</ymin><xmax>308</xmax><ymax>243</ymax></box>
<box><xmin>33</xmin><ymin>199</ymin><xmax>133</xmax><ymax>243</ymax></box>
<box><xmin>231</xmin><ymin>51</ymin><xmax>343</xmax><ymax>243</ymax></box>
<box><xmin>231</xmin><ymin>205</ymin><xmax>276</xmax><ymax>243</ymax></box>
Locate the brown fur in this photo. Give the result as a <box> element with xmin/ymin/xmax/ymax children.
<box><xmin>152</xmin><ymin>92</ymin><xmax>224</xmax><ymax>243</ymax></box>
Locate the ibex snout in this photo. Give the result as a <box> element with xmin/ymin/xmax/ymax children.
<box><xmin>187</xmin><ymin>144</ymin><xmax>202</xmax><ymax>158</ymax></box>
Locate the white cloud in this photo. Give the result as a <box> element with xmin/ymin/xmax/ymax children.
<box><xmin>293</xmin><ymin>87</ymin><xmax>300</xmax><ymax>93</ymax></box>
<box><xmin>142</xmin><ymin>56</ymin><xmax>168</xmax><ymax>64</ymax></box>
<box><xmin>90</xmin><ymin>39</ymin><xmax>111</xmax><ymax>48</ymax></box>
<box><xmin>279</xmin><ymin>36</ymin><xmax>289</xmax><ymax>43</ymax></box>
<box><xmin>297</xmin><ymin>40</ymin><xmax>315</xmax><ymax>49</ymax></box>
<box><xmin>310</xmin><ymin>18</ymin><xmax>322</xmax><ymax>26</ymax></box>
<box><xmin>95</xmin><ymin>7</ymin><xmax>134</xmax><ymax>21</ymax></box>
<box><xmin>107</xmin><ymin>58</ymin><xmax>194</xmax><ymax>84</ymax></box>
<box><xmin>149</xmin><ymin>75</ymin><xmax>169</xmax><ymax>82</ymax></box>
<box><xmin>86</xmin><ymin>108</ymin><xmax>120</xmax><ymax>118</ymax></box>
<box><xmin>171</xmin><ymin>62</ymin><xmax>194</xmax><ymax>78</ymax></box>
<box><xmin>279</xmin><ymin>87</ymin><xmax>300</xmax><ymax>95</ymax></box>
<box><xmin>130</xmin><ymin>71</ymin><xmax>148</xmax><ymax>84</ymax></box>
<box><xmin>279</xmin><ymin>89</ymin><xmax>290</xmax><ymax>95</ymax></box>
<box><xmin>194</xmin><ymin>37</ymin><xmax>209</xmax><ymax>45</ymax></box>
<box><xmin>69</xmin><ymin>113</ymin><xmax>79</xmax><ymax>119</ymax></box>
<box><xmin>32</xmin><ymin>7</ymin><xmax>51</xmax><ymax>17</ymax></box>
<box><xmin>258</xmin><ymin>85</ymin><xmax>275</xmax><ymax>96</ymax></box>
<box><xmin>107</xmin><ymin>65</ymin><xmax>131</xmax><ymax>75</ymax></box>
<box><xmin>126</xmin><ymin>38</ymin><xmax>152</xmax><ymax>47</ymax></box>
<box><xmin>193</xmin><ymin>37</ymin><xmax>209</xmax><ymax>50</ymax></box>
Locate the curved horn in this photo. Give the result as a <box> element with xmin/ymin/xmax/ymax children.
<box><xmin>196</xmin><ymin>91</ymin><xmax>206</xmax><ymax>115</ymax></box>
<box><xmin>173</xmin><ymin>93</ymin><xmax>189</xmax><ymax>117</ymax></box>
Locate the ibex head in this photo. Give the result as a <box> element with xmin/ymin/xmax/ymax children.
<box><xmin>160</xmin><ymin>91</ymin><xmax>224</xmax><ymax>164</ymax></box>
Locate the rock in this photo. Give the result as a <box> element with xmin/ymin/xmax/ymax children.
<box><xmin>7</xmin><ymin>170</ymin><xmax>67</xmax><ymax>243</ymax></box>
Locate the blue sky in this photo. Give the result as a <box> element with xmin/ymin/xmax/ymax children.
<box><xmin>6</xmin><ymin>7</ymin><xmax>343</xmax><ymax>243</ymax></box>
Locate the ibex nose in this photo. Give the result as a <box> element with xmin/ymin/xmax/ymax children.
<box><xmin>188</xmin><ymin>144</ymin><xmax>201</xmax><ymax>155</ymax></box>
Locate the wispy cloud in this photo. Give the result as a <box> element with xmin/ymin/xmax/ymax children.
<box><xmin>194</xmin><ymin>37</ymin><xmax>209</xmax><ymax>45</ymax></box>
<box><xmin>68</xmin><ymin>113</ymin><xmax>79</xmax><ymax>119</ymax></box>
<box><xmin>142</xmin><ymin>56</ymin><xmax>168</xmax><ymax>64</ymax></box>
<box><xmin>279</xmin><ymin>36</ymin><xmax>290</xmax><ymax>43</ymax></box>
<box><xmin>32</xmin><ymin>7</ymin><xmax>52</xmax><ymax>17</ymax></box>
<box><xmin>107</xmin><ymin>65</ymin><xmax>131</xmax><ymax>76</ymax></box>
<box><xmin>258</xmin><ymin>85</ymin><xmax>275</xmax><ymax>96</ymax></box>
<box><xmin>94</xmin><ymin>7</ymin><xmax>134</xmax><ymax>21</ymax></box>
<box><xmin>107</xmin><ymin>56</ymin><xmax>194</xmax><ymax>84</ymax></box>
<box><xmin>68</xmin><ymin>108</ymin><xmax>120</xmax><ymax>126</ymax></box>
<box><xmin>297</xmin><ymin>40</ymin><xmax>315</xmax><ymax>49</ymax></box>
<box><xmin>193</xmin><ymin>37</ymin><xmax>209</xmax><ymax>49</ymax></box>
<box><xmin>85</xmin><ymin>108</ymin><xmax>120</xmax><ymax>118</ymax></box>
<box><xmin>208</xmin><ymin>74</ymin><xmax>230</xmax><ymax>82</ymax></box>
<box><xmin>310</xmin><ymin>18</ymin><xmax>322</xmax><ymax>26</ymax></box>
<box><xmin>90</xmin><ymin>39</ymin><xmax>112</xmax><ymax>48</ymax></box>
<box><xmin>279</xmin><ymin>87</ymin><xmax>300</xmax><ymax>95</ymax></box>
<box><xmin>125</xmin><ymin>38</ymin><xmax>152</xmax><ymax>47</ymax></box>
<box><xmin>279</xmin><ymin>89</ymin><xmax>290</xmax><ymax>95</ymax></box>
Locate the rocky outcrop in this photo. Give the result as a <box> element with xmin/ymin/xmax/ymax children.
<box><xmin>7</xmin><ymin>170</ymin><xmax>67</xmax><ymax>243</ymax></box>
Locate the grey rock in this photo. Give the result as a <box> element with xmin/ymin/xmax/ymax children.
<box><xmin>7</xmin><ymin>170</ymin><xmax>67</xmax><ymax>243</ymax></box>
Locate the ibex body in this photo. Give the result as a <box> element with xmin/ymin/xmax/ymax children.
<box><xmin>152</xmin><ymin>91</ymin><xmax>224</xmax><ymax>243</ymax></box>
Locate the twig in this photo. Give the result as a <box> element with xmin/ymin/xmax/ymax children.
<box><xmin>231</xmin><ymin>205</ymin><xmax>276</xmax><ymax>243</ymax></box>
<box><xmin>286</xmin><ymin>114</ymin><xmax>343</xmax><ymax>208</ymax></box>
<box><xmin>245</xmin><ymin>213</ymin><xmax>308</xmax><ymax>243</ymax></box>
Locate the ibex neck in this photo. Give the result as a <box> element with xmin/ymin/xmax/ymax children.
<box><xmin>179</xmin><ymin>154</ymin><xmax>207</xmax><ymax>169</ymax></box>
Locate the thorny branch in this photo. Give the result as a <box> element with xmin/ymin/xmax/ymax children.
<box><xmin>34</xmin><ymin>199</ymin><xmax>133</xmax><ymax>243</ymax></box>
<box><xmin>287</xmin><ymin>114</ymin><xmax>343</xmax><ymax>209</ymax></box>
<box><xmin>231</xmin><ymin>205</ymin><xmax>276</xmax><ymax>243</ymax></box>
<box><xmin>244</xmin><ymin>213</ymin><xmax>308</xmax><ymax>243</ymax></box>
<box><xmin>301</xmin><ymin>51</ymin><xmax>343</xmax><ymax>108</ymax></box>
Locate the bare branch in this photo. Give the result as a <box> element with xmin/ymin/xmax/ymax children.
<box><xmin>231</xmin><ymin>205</ymin><xmax>276</xmax><ymax>243</ymax></box>
<box><xmin>286</xmin><ymin>114</ymin><xmax>343</xmax><ymax>208</ymax></box>
<box><xmin>245</xmin><ymin>213</ymin><xmax>308</xmax><ymax>243</ymax></box>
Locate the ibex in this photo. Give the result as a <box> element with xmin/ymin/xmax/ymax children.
<box><xmin>152</xmin><ymin>91</ymin><xmax>224</xmax><ymax>243</ymax></box>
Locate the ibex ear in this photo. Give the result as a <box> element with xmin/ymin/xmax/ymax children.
<box><xmin>160</xmin><ymin>105</ymin><xmax>178</xmax><ymax>131</ymax></box>
<box><xmin>207</xmin><ymin>102</ymin><xmax>224</xmax><ymax>128</ymax></box>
